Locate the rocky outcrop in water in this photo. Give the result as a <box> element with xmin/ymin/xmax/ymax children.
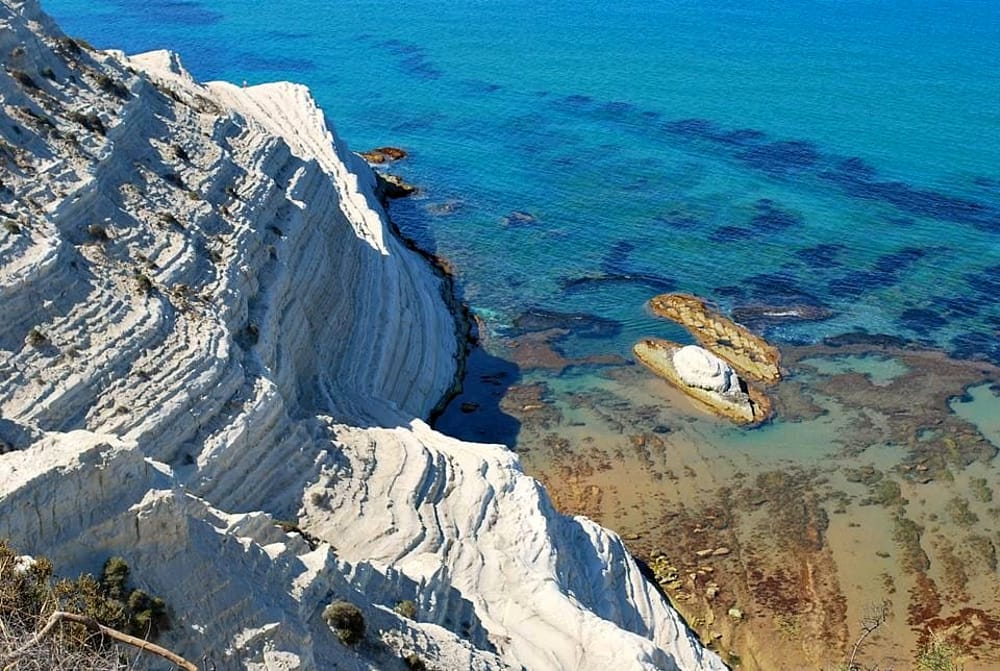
<box><xmin>649</xmin><ymin>294</ymin><xmax>782</xmax><ymax>384</ymax></box>
<box><xmin>635</xmin><ymin>294</ymin><xmax>777</xmax><ymax>423</ymax></box>
<box><xmin>730</xmin><ymin>303</ymin><xmax>833</xmax><ymax>329</ymax></box>
<box><xmin>0</xmin><ymin>2</ymin><xmax>724</xmax><ymax>669</ymax></box>
<box><xmin>634</xmin><ymin>341</ymin><xmax>757</xmax><ymax>424</ymax></box>
<box><xmin>359</xmin><ymin>146</ymin><xmax>408</xmax><ymax>164</ymax></box>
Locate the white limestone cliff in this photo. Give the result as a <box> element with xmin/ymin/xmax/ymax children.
<box><xmin>0</xmin><ymin>1</ymin><xmax>726</xmax><ymax>669</ymax></box>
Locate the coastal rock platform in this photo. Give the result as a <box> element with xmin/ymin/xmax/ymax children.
<box><xmin>649</xmin><ymin>293</ymin><xmax>782</xmax><ymax>384</ymax></box>
<box><xmin>633</xmin><ymin>339</ymin><xmax>771</xmax><ymax>424</ymax></box>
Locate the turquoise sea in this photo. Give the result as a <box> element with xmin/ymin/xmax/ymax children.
<box><xmin>45</xmin><ymin>0</ymin><xmax>1000</xmax><ymax>459</ymax></box>
<box><xmin>44</xmin><ymin>0</ymin><xmax>1000</xmax><ymax>363</ymax></box>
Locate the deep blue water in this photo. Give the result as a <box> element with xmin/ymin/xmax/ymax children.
<box><xmin>43</xmin><ymin>0</ymin><xmax>1000</xmax><ymax>379</ymax></box>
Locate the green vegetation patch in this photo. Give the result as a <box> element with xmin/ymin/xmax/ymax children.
<box><xmin>0</xmin><ymin>539</ymin><xmax>170</xmax><ymax>665</ymax></box>
<box><xmin>863</xmin><ymin>478</ymin><xmax>905</xmax><ymax>507</ymax></box>
<box><xmin>969</xmin><ymin>477</ymin><xmax>993</xmax><ymax>503</ymax></box>
<box><xmin>323</xmin><ymin>600</ymin><xmax>365</xmax><ymax>645</ymax></box>
<box><xmin>945</xmin><ymin>497</ymin><xmax>979</xmax><ymax>528</ymax></box>
<box><xmin>394</xmin><ymin>599</ymin><xmax>417</xmax><ymax>619</ymax></box>
<box><xmin>892</xmin><ymin>514</ymin><xmax>929</xmax><ymax>572</ymax></box>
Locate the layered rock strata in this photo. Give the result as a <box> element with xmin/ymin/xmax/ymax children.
<box><xmin>0</xmin><ymin>2</ymin><xmax>725</xmax><ymax>670</ymax></box>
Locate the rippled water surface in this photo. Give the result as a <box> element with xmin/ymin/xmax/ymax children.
<box><xmin>46</xmin><ymin>0</ymin><xmax>1000</xmax><ymax>357</ymax></box>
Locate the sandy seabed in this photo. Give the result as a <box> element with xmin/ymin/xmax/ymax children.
<box><xmin>444</xmin><ymin>334</ymin><xmax>1000</xmax><ymax>671</ymax></box>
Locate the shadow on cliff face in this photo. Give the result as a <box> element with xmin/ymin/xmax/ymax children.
<box><xmin>0</xmin><ymin>418</ymin><xmax>40</xmax><ymax>453</ymax></box>
<box><xmin>432</xmin><ymin>346</ymin><xmax>522</xmax><ymax>448</ymax></box>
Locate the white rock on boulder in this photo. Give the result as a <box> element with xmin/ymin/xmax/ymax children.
<box><xmin>672</xmin><ymin>345</ymin><xmax>742</xmax><ymax>395</ymax></box>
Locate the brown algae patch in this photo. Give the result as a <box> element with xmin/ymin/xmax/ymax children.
<box><xmin>787</xmin><ymin>343</ymin><xmax>999</xmax><ymax>468</ymax></box>
<box><xmin>505</xmin><ymin>327</ymin><xmax>628</xmax><ymax>372</ymax></box>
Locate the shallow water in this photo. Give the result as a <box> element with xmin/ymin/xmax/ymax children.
<box><xmin>798</xmin><ymin>353</ymin><xmax>910</xmax><ymax>387</ymax></box>
<box><xmin>42</xmin><ymin>0</ymin><xmax>1000</xmax><ymax>666</ymax></box>
<box><xmin>951</xmin><ymin>384</ymin><xmax>1000</xmax><ymax>449</ymax></box>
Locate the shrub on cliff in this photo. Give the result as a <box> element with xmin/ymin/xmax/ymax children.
<box><xmin>68</xmin><ymin>110</ymin><xmax>106</xmax><ymax>136</ymax></box>
<box><xmin>323</xmin><ymin>600</ymin><xmax>365</xmax><ymax>645</ymax></box>
<box><xmin>94</xmin><ymin>73</ymin><xmax>129</xmax><ymax>100</ymax></box>
<box><xmin>1</xmin><ymin>540</ymin><xmax>116</xmax><ymax>668</ymax></box>
<box><xmin>916</xmin><ymin>635</ymin><xmax>964</xmax><ymax>671</ymax></box>
<box><xmin>25</xmin><ymin>327</ymin><xmax>47</xmax><ymax>348</ymax></box>
<box><xmin>403</xmin><ymin>652</ymin><xmax>428</xmax><ymax>670</ymax></box>
<box><xmin>8</xmin><ymin>69</ymin><xmax>40</xmax><ymax>91</ymax></box>
<box><xmin>86</xmin><ymin>556</ymin><xmax>169</xmax><ymax>640</ymax></box>
<box><xmin>0</xmin><ymin>540</ymin><xmax>175</xmax><ymax>668</ymax></box>
<box><xmin>394</xmin><ymin>599</ymin><xmax>417</xmax><ymax>619</ymax></box>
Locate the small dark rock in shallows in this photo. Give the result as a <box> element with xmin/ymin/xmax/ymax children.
<box><xmin>359</xmin><ymin>146</ymin><xmax>407</xmax><ymax>164</ymax></box>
